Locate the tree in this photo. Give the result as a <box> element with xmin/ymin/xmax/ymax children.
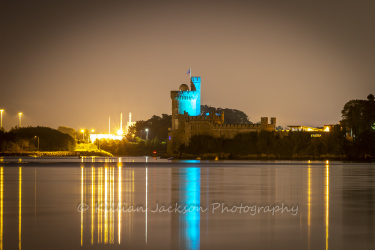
<box><xmin>340</xmin><ymin>94</ymin><xmax>375</xmax><ymax>159</ymax></box>
<box><xmin>341</xmin><ymin>94</ymin><xmax>375</xmax><ymax>136</ymax></box>
<box><xmin>58</xmin><ymin>126</ymin><xmax>76</xmax><ymax>138</ymax></box>
<box><xmin>0</xmin><ymin>126</ymin><xmax>76</xmax><ymax>152</ymax></box>
<box><xmin>126</xmin><ymin>114</ymin><xmax>171</xmax><ymax>142</ymax></box>
<box><xmin>201</xmin><ymin>105</ymin><xmax>252</xmax><ymax>124</ymax></box>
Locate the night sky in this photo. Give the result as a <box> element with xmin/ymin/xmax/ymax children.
<box><xmin>1</xmin><ymin>1</ymin><xmax>374</xmax><ymax>132</ymax></box>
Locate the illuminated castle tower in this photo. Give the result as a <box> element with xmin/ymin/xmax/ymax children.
<box><xmin>167</xmin><ymin>73</ymin><xmax>276</xmax><ymax>155</ymax></box>
<box><xmin>190</xmin><ymin>76</ymin><xmax>201</xmax><ymax>116</ymax></box>
<box><xmin>170</xmin><ymin>77</ymin><xmax>201</xmax><ymax>130</ymax></box>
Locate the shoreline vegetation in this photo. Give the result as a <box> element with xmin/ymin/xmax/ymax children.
<box><xmin>170</xmin><ymin>153</ymin><xmax>352</xmax><ymax>161</ymax></box>
<box><xmin>168</xmin><ymin>129</ymin><xmax>374</xmax><ymax>161</ymax></box>
<box><xmin>0</xmin><ymin>150</ymin><xmax>113</xmax><ymax>157</ymax></box>
<box><xmin>0</xmin><ymin>151</ymin><xmax>372</xmax><ymax>162</ymax></box>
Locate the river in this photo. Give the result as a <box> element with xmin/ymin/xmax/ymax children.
<box><xmin>0</xmin><ymin>157</ymin><xmax>374</xmax><ymax>249</ymax></box>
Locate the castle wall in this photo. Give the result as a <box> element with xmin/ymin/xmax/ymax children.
<box><xmin>181</xmin><ymin>118</ymin><xmax>276</xmax><ymax>145</ymax></box>
<box><xmin>212</xmin><ymin>124</ymin><xmax>264</xmax><ymax>139</ymax></box>
<box><xmin>183</xmin><ymin>121</ymin><xmax>276</xmax><ymax>143</ymax></box>
<box><xmin>184</xmin><ymin>119</ymin><xmax>213</xmax><ymax>143</ymax></box>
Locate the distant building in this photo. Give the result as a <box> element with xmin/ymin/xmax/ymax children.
<box><xmin>287</xmin><ymin>125</ymin><xmax>335</xmax><ymax>137</ymax></box>
<box><xmin>167</xmin><ymin>76</ymin><xmax>276</xmax><ymax>153</ymax></box>
<box><xmin>89</xmin><ymin>133</ymin><xmax>123</xmax><ymax>142</ymax></box>
<box><xmin>288</xmin><ymin>125</ymin><xmax>334</xmax><ymax>132</ymax></box>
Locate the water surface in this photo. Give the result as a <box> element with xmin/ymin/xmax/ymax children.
<box><xmin>0</xmin><ymin>157</ymin><xmax>374</xmax><ymax>249</ymax></box>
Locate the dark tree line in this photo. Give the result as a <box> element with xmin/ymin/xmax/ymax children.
<box><xmin>180</xmin><ymin>127</ymin><xmax>346</xmax><ymax>159</ymax></box>
<box><xmin>341</xmin><ymin>94</ymin><xmax>375</xmax><ymax>136</ymax></box>
<box><xmin>58</xmin><ymin>126</ymin><xmax>90</xmax><ymax>143</ymax></box>
<box><xmin>201</xmin><ymin>105</ymin><xmax>252</xmax><ymax>124</ymax></box>
<box><xmin>340</xmin><ymin>94</ymin><xmax>375</xmax><ymax>158</ymax></box>
<box><xmin>0</xmin><ymin>126</ymin><xmax>76</xmax><ymax>151</ymax></box>
<box><xmin>126</xmin><ymin>114</ymin><xmax>171</xmax><ymax>142</ymax></box>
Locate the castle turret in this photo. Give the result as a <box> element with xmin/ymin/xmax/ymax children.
<box><xmin>170</xmin><ymin>76</ymin><xmax>201</xmax><ymax>125</ymax></box>
<box><xmin>191</xmin><ymin>77</ymin><xmax>201</xmax><ymax>116</ymax></box>
<box><xmin>270</xmin><ymin>117</ymin><xmax>276</xmax><ymax>130</ymax></box>
<box><xmin>261</xmin><ymin>117</ymin><xmax>268</xmax><ymax>130</ymax></box>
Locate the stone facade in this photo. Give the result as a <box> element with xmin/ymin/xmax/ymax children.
<box><xmin>167</xmin><ymin>76</ymin><xmax>276</xmax><ymax>154</ymax></box>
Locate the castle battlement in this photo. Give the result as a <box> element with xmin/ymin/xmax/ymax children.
<box><xmin>186</xmin><ymin>116</ymin><xmax>208</xmax><ymax>121</ymax></box>
<box><xmin>213</xmin><ymin>124</ymin><xmax>262</xmax><ymax>129</ymax></box>
<box><xmin>184</xmin><ymin>111</ymin><xmax>224</xmax><ymax>124</ymax></box>
<box><xmin>171</xmin><ymin>90</ymin><xmax>198</xmax><ymax>100</ymax></box>
<box><xmin>191</xmin><ymin>77</ymin><xmax>201</xmax><ymax>82</ymax></box>
<box><xmin>174</xmin><ymin>95</ymin><xmax>195</xmax><ymax>101</ymax></box>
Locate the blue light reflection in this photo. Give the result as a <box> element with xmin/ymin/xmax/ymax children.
<box><xmin>180</xmin><ymin>168</ymin><xmax>201</xmax><ymax>250</ymax></box>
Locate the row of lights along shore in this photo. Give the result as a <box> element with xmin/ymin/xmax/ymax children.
<box><xmin>1</xmin><ymin>110</ymin><xmax>150</xmax><ymax>141</ymax></box>
<box><xmin>0</xmin><ymin>109</ymin><xmax>23</xmax><ymax>128</ymax></box>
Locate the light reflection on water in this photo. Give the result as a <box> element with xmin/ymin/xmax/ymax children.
<box><xmin>178</xmin><ymin>168</ymin><xmax>200</xmax><ymax>250</ymax></box>
<box><xmin>325</xmin><ymin>164</ymin><xmax>329</xmax><ymax>250</ymax></box>
<box><xmin>0</xmin><ymin>159</ymin><xmax>373</xmax><ymax>249</ymax></box>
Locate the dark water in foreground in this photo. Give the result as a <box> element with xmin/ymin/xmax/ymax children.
<box><xmin>0</xmin><ymin>157</ymin><xmax>374</xmax><ymax>250</ymax></box>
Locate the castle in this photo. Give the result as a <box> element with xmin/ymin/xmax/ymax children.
<box><xmin>167</xmin><ymin>76</ymin><xmax>276</xmax><ymax>154</ymax></box>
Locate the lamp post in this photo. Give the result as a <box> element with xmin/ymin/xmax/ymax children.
<box><xmin>34</xmin><ymin>136</ymin><xmax>39</xmax><ymax>151</ymax></box>
<box><xmin>19</xmin><ymin>112</ymin><xmax>22</xmax><ymax>127</ymax></box>
<box><xmin>0</xmin><ymin>109</ymin><xmax>3</xmax><ymax>128</ymax></box>
<box><xmin>146</xmin><ymin>128</ymin><xmax>149</xmax><ymax>141</ymax></box>
<box><xmin>81</xmin><ymin>130</ymin><xmax>85</xmax><ymax>141</ymax></box>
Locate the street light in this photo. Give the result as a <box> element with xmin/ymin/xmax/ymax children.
<box><xmin>146</xmin><ymin>128</ymin><xmax>149</xmax><ymax>140</ymax></box>
<box><xmin>0</xmin><ymin>109</ymin><xmax>4</xmax><ymax>128</ymax></box>
<box><xmin>19</xmin><ymin>112</ymin><xmax>22</xmax><ymax>127</ymax></box>
<box><xmin>81</xmin><ymin>129</ymin><xmax>85</xmax><ymax>140</ymax></box>
<box><xmin>34</xmin><ymin>136</ymin><xmax>39</xmax><ymax>151</ymax></box>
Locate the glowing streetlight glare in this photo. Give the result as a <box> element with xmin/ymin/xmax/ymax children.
<box><xmin>145</xmin><ymin>128</ymin><xmax>149</xmax><ymax>140</ymax></box>
<box><xmin>91</xmin><ymin>129</ymin><xmax>95</xmax><ymax>133</ymax></box>
<box><xmin>0</xmin><ymin>109</ymin><xmax>4</xmax><ymax>128</ymax></box>
<box><xmin>81</xmin><ymin>130</ymin><xmax>85</xmax><ymax>140</ymax></box>
<box><xmin>34</xmin><ymin>136</ymin><xmax>39</xmax><ymax>151</ymax></box>
<box><xmin>18</xmin><ymin>113</ymin><xmax>22</xmax><ymax>127</ymax></box>
<box><xmin>117</xmin><ymin>129</ymin><xmax>123</xmax><ymax>136</ymax></box>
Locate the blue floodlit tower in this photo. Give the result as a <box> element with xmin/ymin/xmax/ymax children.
<box><xmin>171</xmin><ymin>76</ymin><xmax>201</xmax><ymax>116</ymax></box>
<box><xmin>170</xmin><ymin>76</ymin><xmax>201</xmax><ymax>131</ymax></box>
<box><xmin>190</xmin><ymin>77</ymin><xmax>201</xmax><ymax>116</ymax></box>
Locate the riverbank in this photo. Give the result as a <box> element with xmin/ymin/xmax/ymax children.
<box><xmin>169</xmin><ymin>152</ymin><xmax>374</xmax><ymax>161</ymax></box>
<box><xmin>0</xmin><ymin>150</ymin><xmax>113</xmax><ymax>157</ymax></box>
